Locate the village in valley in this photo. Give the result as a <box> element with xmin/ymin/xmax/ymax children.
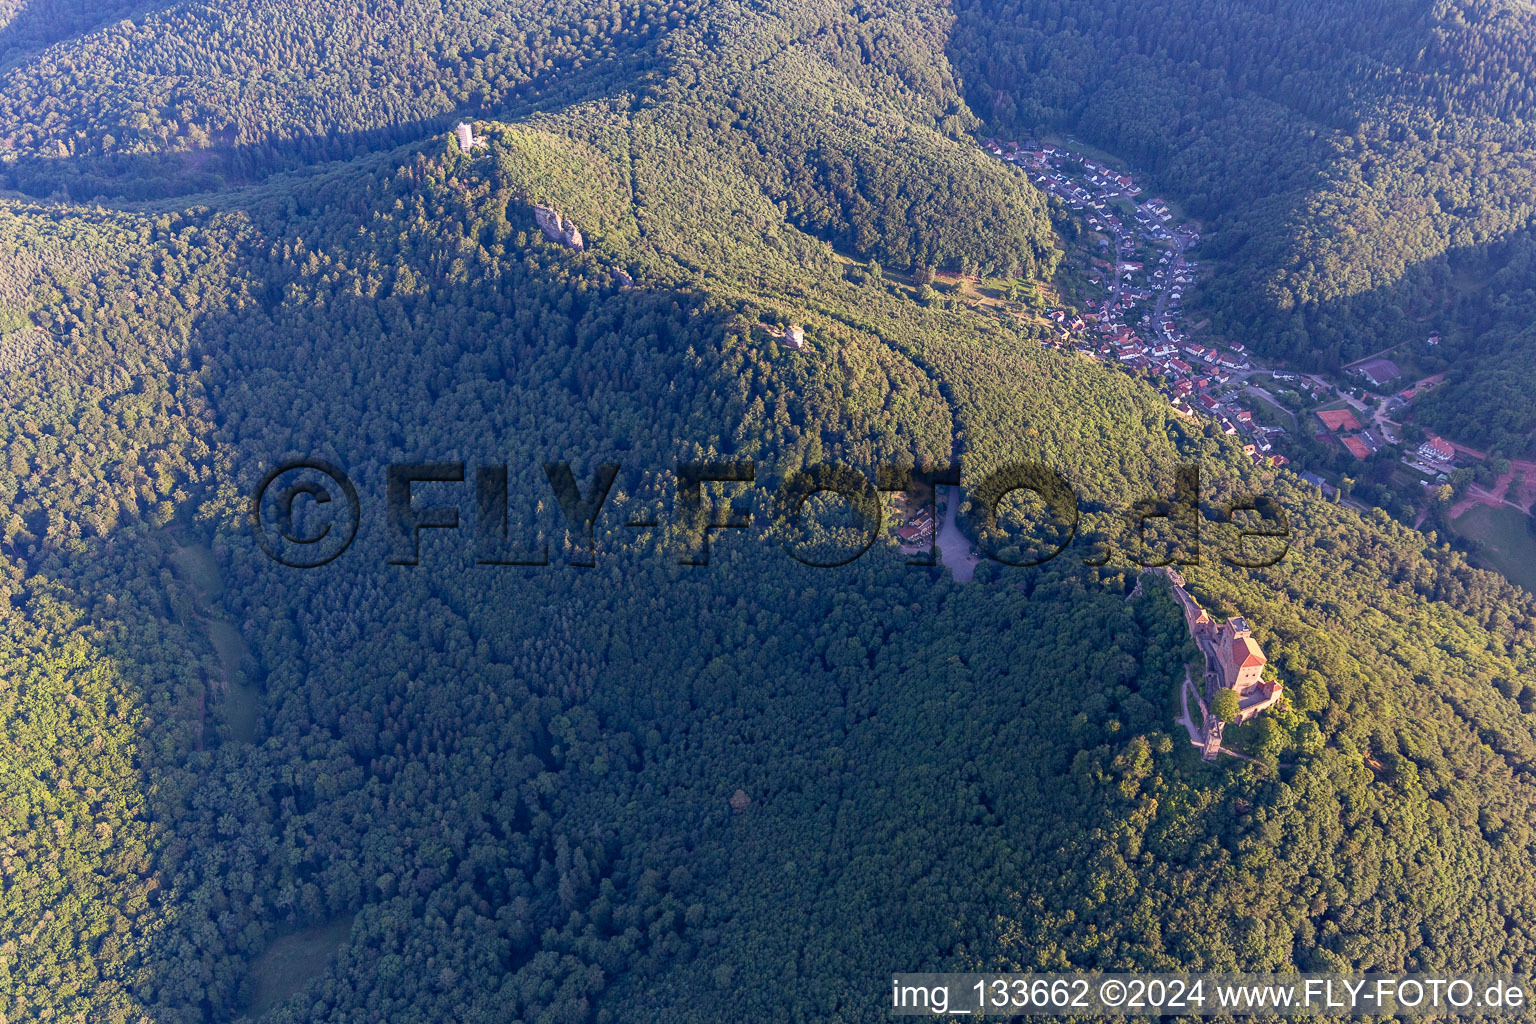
<box><xmin>979</xmin><ymin>136</ymin><xmax>1302</xmax><ymax>472</ymax></box>
<box><xmin>972</xmin><ymin>135</ymin><xmax>1536</xmax><ymax>584</ymax></box>
<box><xmin>946</xmin><ymin>136</ymin><xmax>1536</xmax><ymax>759</ymax></box>
<box><xmin>873</xmin><ymin>138</ymin><xmax>1479</xmax><ymax>585</ymax></box>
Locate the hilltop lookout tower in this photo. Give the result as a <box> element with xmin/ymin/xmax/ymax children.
<box><xmin>455</xmin><ymin>122</ymin><xmax>483</xmax><ymax>153</ymax></box>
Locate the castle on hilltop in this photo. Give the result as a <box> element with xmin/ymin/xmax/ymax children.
<box><xmin>1167</xmin><ymin>571</ymin><xmax>1281</xmax><ymax>724</ymax></box>
<box><xmin>1156</xmin><ymin>569</ymin><xmax>1282</xmax><ymax>760</ymax></box>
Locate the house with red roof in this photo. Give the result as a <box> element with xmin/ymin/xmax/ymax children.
<box><xmin>1211</xmin><ymin>616</ymin><xmax>1282</xmax><ymax>722</ymax></box>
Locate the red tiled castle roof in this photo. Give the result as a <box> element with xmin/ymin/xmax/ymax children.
<box><xmin>1233</xmin><ymin>636</ymin><xmax>1266</xmax><ymax>669</ymax></box>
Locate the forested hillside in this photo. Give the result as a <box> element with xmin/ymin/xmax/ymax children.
<box><xmin>952</xmin><ymin>0</ymin><xmax>1536</xmax><ymax>454</ymax></box>
<box><xmin>0</xmin><ymin>0</ymin><xmax>141</xmax><ymax>67</ymax></box>
<box><xmin>4</xmin><ymin>1</ymin><xmax>1536</xmax><ymax>1022</ymax></box>
<box><xmin>0</xmin><ymin>0</ymin><xmax>1051</xmax><ymax>276</ymax></box>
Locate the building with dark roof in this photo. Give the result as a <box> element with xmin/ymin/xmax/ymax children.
<box><xmin>1352</xmin><ymin>357</ymin><xmax>1402</xmax><ymax>388</ymax></box>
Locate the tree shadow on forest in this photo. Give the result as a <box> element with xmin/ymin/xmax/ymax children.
<box><xmin>1185</xmin><ymin>228</ymin><xmax>1536</xmax><ymax>460</ymax></box>
<box><xmin>49</xmin><ymin>132</ymin><xmax>794</xmax><ymax>1019</ymax></box>
<box><xmin>0</xmin><ymin>43</ymin><xmax>664</xmax><ymax>205</ymax></box>
<box><xmin>0</xmin><ymin>0</ymin><xmax>145</xmax><ymax>71</ymax></box>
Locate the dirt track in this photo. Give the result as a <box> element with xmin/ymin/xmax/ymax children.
<box><xmin>1441</xmin><ymin>443</ymin><xmax>1536</xmax><ymax>520</ymax></box>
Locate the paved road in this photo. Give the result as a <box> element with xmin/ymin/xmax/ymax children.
<box><xmin>1150</xmin><ymin>238</ymin><xmax>1188</xmax><ymax>326</ymax></box>
<box><xmin>936</xmin><ymin>486</ymin><xmax>979</xmax><ymax>582</ymax></box>
<box><xmin>1372</xmin><ymin>407</ymin><xmax>1400</xmax><ymax>443</ymax></box>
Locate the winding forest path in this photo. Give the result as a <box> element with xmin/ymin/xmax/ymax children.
<box><xmin>1177</xmin><ymin>667</ymin><xmax>1202</xmax><ymax>747</ymax></box>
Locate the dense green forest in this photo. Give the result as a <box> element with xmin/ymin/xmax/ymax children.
<box><xmin>952</xmin><ymin>0</ymin><xmax>1536</xmax><ymax>454</ymax></box>
<box><xmin>4</xmin><ymin>1</ymin><xmax>1536</xmax><ymax>1021</ymax></box>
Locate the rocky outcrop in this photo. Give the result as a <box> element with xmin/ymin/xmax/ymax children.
<box><xmin>532</xmin><ymin>205</ymin><xmax>584</xmax><ymax>250</ymax></box>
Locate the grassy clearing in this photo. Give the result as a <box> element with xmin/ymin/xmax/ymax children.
<box><xmin>1452</xmin><ymin>504</ymin><xmax>1536</xmax><ymax>592</ymax></box>
<box><xmin>166</xmin><ymin>538</ymin><xmax>261</xmax><ymax>743</ymax></box>
<box><xmin>1242</xmin><ymin>390</ymin><xmax>1296</xmax><ymax>430</ymax></box>
<box><xmin>207</xmin><ymin>619</ymin><xmax>260</xmax><ymax>743</ymax></box>
<box><xmin>170</xmin><ymin>541</ymin><xmax>223</xmax><ymax>599</ymax></box>
<box><xmin>243</xmin><ymin>916</ymin><xmax>356</xmax><ymax>1019</ymax></box>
